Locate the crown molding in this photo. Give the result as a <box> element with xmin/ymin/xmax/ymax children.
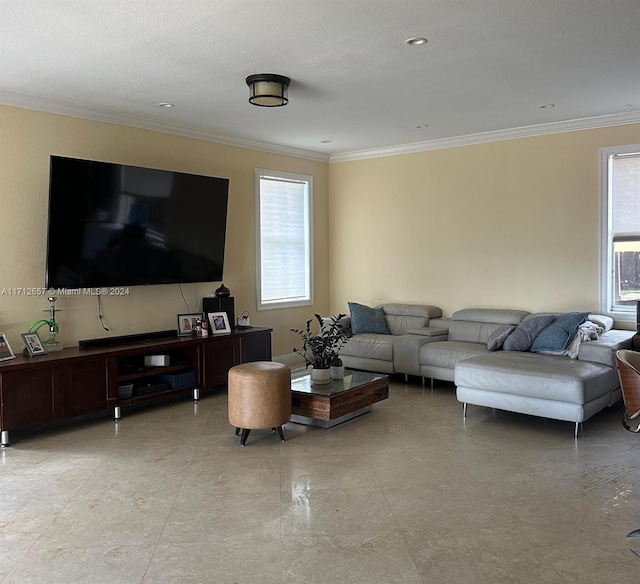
<box><xmin>3</xmin><ymin>91</ymin><xmax>638</xmax><ymax>165</ymax></box>
<box><xmin>329</xmin><ymin>111</ymin><xmax>640</xmax><ymax>163</ymax></box>
<box><xmin>0</xmin><ymin>91</ymin><xmax>330</xmax><ymax>163</ymax></box>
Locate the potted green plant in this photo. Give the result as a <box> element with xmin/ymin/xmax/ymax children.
<box><xmin>291</xmin><ymin>314</ymin><xmax>350</xmax><ymax>384</ymax></box>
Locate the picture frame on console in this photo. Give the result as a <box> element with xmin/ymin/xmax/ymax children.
<box><xmin>21</xmin><ymin>332</ymin><xmax>47</xmax><ymax>356</ymax></box>
<box><xmin>0</xmin><ymin>333</ymin><xmax>15</xmax><ymax>361</ymax></box>
<box><xmin>177</xmin><ymin>313</ymin><xmax>204</xmax><ymax>336</ymax></box>
<box><xmin>208</xmin><ymin>312</ymin><xmax>231</xmax><ymax>334</ymax></box>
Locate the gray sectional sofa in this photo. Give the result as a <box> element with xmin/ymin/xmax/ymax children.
<box><xmin>338</xmin><ymin>303</ymin><xmax>443</xmax><ymax>373</ymax></box>
<box><xmin>336</xmin><ymin>304</ymin><xmax>635</xmax><ymax>435</ymax></box>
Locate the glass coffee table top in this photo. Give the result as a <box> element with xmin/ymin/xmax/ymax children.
<box><xmin>291</xmin><ymin>369</ymin><xmax>387</xmax><ymax>396</ymax></box>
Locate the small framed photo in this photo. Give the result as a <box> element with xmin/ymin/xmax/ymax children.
<box><xmin>208</xmin><ymin>312</ymin><xmax>231</xmax><ymax>334</ymax></box>
<box><xmin>0</xmin><ymin>333</ymin><xmax>16</xmax><ymax>361</ymax></box>
<box><xmin>177</xmin><ymin>313</ymin><xmax>204</xmax><ymax>337</ymax></box>
<box><xmin>21</xmin><ymin>332</ymin><xmax>47</xmax><ymax>356</ymax></box>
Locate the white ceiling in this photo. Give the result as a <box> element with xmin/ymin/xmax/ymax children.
<box><xmin>1</xmin><ymin>0</ymin><xmax>639</xmax><ymax>160</ymax></box>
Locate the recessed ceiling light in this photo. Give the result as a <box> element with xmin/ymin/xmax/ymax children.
<box><xmin>539</xmin><ymin>103</ymin><xmax>555</xmax><ymax>109</ymax></box>
<box><xmin>415</xmin><ymin>124</ymin><xmax>429</xmax><ymax>128</ymax></box>
<box><xmin>320</xmin><ymin>140</ymin><xmax>333</xmax><ymax>144</ymax></box>
<box><xmin>158</xmin><ymin>102</ymin><xmax>175</xmax><ymax>108</ymax></box>
<box><xmin>405</xmin><ymin>37</ymin><xmax>428</xmax><ymax>46</ymax></box>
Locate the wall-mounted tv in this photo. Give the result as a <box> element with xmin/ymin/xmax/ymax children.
<box><xmin>46</xmin><ymin>156</ymin><xmax>229</xmax><ymax>289</ymax></box>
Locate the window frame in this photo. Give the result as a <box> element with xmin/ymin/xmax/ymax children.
<box><xmin>255</xmin><ymin>169</ymin><xmax>314</xmax><ymax>311</ymax></box>
<box><xmin>600</xmin><ymin>143</ymin><xmax>640</xmax><ymax>321</ymax></box>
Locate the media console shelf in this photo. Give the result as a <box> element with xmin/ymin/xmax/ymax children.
<box><xmin>0</xmin><ymin>327</ymin><xmax>271</xmax><ymax>446</ymax></box>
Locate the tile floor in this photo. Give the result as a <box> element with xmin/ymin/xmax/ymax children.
<box><xmin>1</xmin><ymin>379</ymin><xmax>639</xmax><ymax>583</ymax></box>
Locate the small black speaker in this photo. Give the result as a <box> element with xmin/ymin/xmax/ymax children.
<box><xmin>203</xmin><ymin>296</ymin><xmax>235</xmax><ymax>330</ymax></box>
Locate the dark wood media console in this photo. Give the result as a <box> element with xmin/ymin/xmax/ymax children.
<box><xmin>0</xmin><ymin>327</ymin><xmax>271</xmax><ymax>446</ymax></box>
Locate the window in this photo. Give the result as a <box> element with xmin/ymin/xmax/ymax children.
<box><xmin>601</xmin><ymin>145</ymin><xmax>640</xmax><ymax>318</ymax></box>
<box><xmin>256</xmin><ymin>170</ymin><xmax>313</xmax><ymax>310</ymax></box>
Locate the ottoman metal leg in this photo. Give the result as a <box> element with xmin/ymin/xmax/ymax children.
<box><xmin>240</xmin><ymin>429</ymin><xmax>251</xmax><ymax>446</ymax></box>
<box><xmin>276</xmin><ymin>426</ymin><xmax>286</xmax><ymax>442</ymax></box>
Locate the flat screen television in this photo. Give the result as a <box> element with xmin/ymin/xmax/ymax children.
<box><xmin>46</xmin><ymin>156</ymin><xmax>229</xmax><ymax>289</ymax></box>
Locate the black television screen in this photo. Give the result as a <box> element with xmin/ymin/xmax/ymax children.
<box><xmin>46</xmin><ymin>156</ymin><xmax>229</xmax><ymax>289</ymax></box>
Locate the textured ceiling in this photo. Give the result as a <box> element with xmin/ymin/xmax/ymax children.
<box><xmin>1</xmin><ymin>0</ymin><xmax>639</xmax><ymax>159</ymax></box>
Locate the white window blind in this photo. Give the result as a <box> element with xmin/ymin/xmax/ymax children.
<box><xmin>256</xmin><ymin>170</ymin><xmax>313</xmax><ymax>310</ymax></box>
<box><xmin>601</xmin><ymin>146</ymin><xmax>640</xmax><ymax>316</ymax></box>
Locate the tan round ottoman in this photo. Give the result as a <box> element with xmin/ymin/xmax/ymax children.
<box><xmin>228</xmin><ymin>361</ymin><xmax>292</xmax><ymax>446</ymax></box>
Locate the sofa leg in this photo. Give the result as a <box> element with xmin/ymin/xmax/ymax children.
<box><xmin>421</xmin><ymin>376</ymin><xmax>425</xmax><ymax>386</ymax></box>
<box><xmin>574</xmin><ymin>422</ymin><xmax>583</xmax><ymax>438</ymax></box>
<box><xmin>404</xmin><ymin>374</ymin><xmax>408</xmax><ymax>383</ymax></box>
<box><xmin>430</xmin><ymin>378</ymin><xmax>434</xmax><ymax>389</ymax></box>
<box><xmin>463</xmin><ymin>403</ymin><xmax>468</xmax><ymax>418</ymax></box>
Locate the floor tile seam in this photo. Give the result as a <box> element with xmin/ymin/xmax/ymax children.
<box><xmin>375</xmin><ymin>466</ymin><xmax>409</xmax><ymax>538</ymax></box>
<box><xmin>141</xmin><ymin>410</ymin><xmax>210</xmax><ymax>582</ymax></box>
<box><xmin>358</xmin><ymin>448</ymin><xmax>391</xmax><ymax>493</ymax></box>
<box><xmin>25</xmin><ymin>449</ymin><xmax>111</xmax><ymax>556</ymax></box>
<box><xmin>397</xmin><ymin>524</ymin><xmax>575</xmax><ymax>584</ymax></box>
<box><xmin>0</xmin><ymin>546</ymin><xmax>32</xmax><ymax>584</ymax></box>
<box><xmin>395</xmin><ymin>527</ymin><xmax>431</xmax><ymax>584</ymax></box>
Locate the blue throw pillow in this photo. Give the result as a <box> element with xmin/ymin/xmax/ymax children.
<box><xmin>348</xmin><ymin>302</ymin><xmax>389</xmax><ymax>335</ymax></box>
<box><xmin>502</xmin><ymin>314</ymin><xmax>556</xmax><ymax>352</ymax></box>
<box><xmin>530</xmin><ymin>312</ymin><xmax>589</xmax><ymax>353</ymax></box>
<box><xmin>486</xmin><ymin>325</ymin><xmax>516</xmax><ymax>351</ymax></box>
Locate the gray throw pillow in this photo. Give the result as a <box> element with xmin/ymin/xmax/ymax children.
<box><xmin>530</xmin><ymin>312</ymin><xmax>589</xmax><ymax>353</ymax></box>
<box><xmin>348</xmin><ymin>302</ymin><xmax>389</xmax><ymax>335</ymax></box>
<box><xmin>487</xmin><ymin>325</ymin><xmax>516</xmax><ymax>351</ymax></box>
<box><xmin>502</xmin><ymin>314</ymin><xmax>557</xmax><ymax>352</ymax></box>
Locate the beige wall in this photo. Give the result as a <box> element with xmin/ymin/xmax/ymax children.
<box><xmin>329</xmin><ymin>123</ymin><xmax>640</xmax><ymax>323</ymax></box>
<box><xmin>0</xmin><ymin>105</ymin><xmax>330</xmax><ymax>356</ymax></box>
<box><xmin>3</xmin><ymin>105</ymin><xmax>637</xmax><ymax>360</ymax></box>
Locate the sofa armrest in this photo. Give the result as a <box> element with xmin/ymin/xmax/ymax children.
<box><xmin>407</xmin><ymin>326</ymin><xmax>449</xmax><ymax>338</ymax></box>
<box><xmin>394</xmin><ymin>332</ymin><xmax>449</xmax><ymax>376</ymax></box>
<box><xmin>578</xmin><ymin>329</ymin><xmax>635</xmax><ymax>368</ymax></box>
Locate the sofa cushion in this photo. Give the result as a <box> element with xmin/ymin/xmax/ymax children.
<box><xmin>381</xmin><ymin>303</ymin><xmax>442</xmax><ymax>335</ymax></box>
<box><xmin>487</xmin><ymin>325</ymin><xmax>516</xmax><ymax>351</ymax></box>
<box><xmin>340</xmin><ymin>333</ymin><xmax>394</xmax><ymax>361</ymax></box>
<box><xmin>381</xmin><ymin>303</ymin><xmax>442</xmax><ymax>319</ymax></box>
<box><xmin>349</xmin><ymin>302</ymin><xmax>389</xmax><ymax>335</ymax></box>
<box><xmin>385</xmin><ymin>314</ymin><xmax>429</xmax><ymax>335</ymax></box>
<box><xmin>530</xmin><ymin>312</ymin><xmax>589</xmax><ymax>353</ymax></box>
<box><xmin>452</xmin><ymin>308</ymin><xmax>530</xmax><ymax>325</ymax></box>
<box><xmin>419</xmin><ymin>340</ymin><xmax>490</xmax><ymax>370</ymax></box>
<box><xmin>502</xmin><ymin>314</ymin><xmax>557</xmax><ymax>352</ymax></box>
<box><xmin>448</xmin><ymin>320</ymin><xmax>514</xmax><ymax>344</ymax></box>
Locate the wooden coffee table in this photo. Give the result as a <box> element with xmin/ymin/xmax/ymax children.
<box><xmin>290</xmin><ymin>369</ymin><xmax>389</xmax><ymax>428</ymax></box>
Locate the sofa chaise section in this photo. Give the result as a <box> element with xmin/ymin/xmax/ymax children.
<box><xmin>453</xmin><ymin>314</ymin><xmax>635</xmax><ymax>435</ymax></box>
<box><xmin>455</xmin><ymin>351</ymin><xmax>618</xmax><ymax>437</ymax></box>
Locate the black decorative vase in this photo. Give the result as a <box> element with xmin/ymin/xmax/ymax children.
<box><xmin>215</xmin><ymin>283</ymin><xmax>231</xmax><ymax>298</ymax></box>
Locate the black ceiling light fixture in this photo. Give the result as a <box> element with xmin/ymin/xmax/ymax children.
<box><xmin>246</xmin><ymin>74</ymin><xmax>290</xmax><ymax>107</ymax></box>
